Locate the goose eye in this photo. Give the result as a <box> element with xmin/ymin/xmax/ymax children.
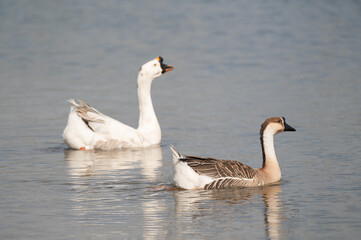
<box><xmin>154</xmin><ymin>63</ymin><xmax>157</xmax><ymax>66</ymax></box>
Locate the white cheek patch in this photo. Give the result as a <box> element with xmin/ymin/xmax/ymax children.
<box><xmin>280</xmin><ymin>117</ymin><xmax>286</xmax><ymax>131</ymax></box>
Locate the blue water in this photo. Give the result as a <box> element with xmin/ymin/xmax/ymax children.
<box><xmin>1</xmin><ymin>0</ymin><xmax>361</xmax><ymax>239</ymax></box>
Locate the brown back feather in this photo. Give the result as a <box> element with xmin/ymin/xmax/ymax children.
<box><xmin>181</xmin><ymin>156</ymin><xmax>257</xmax><ymax>179</ymax></box>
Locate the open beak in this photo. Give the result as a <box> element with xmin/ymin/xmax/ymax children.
<box><xmin>157</xmin><ymin>56</ymin><xmax>174</xmax><ymax>74</ymax></box>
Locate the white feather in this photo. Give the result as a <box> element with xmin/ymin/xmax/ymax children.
<box><xmin>63</xmin><ymin>57</ymin><xmax>173</xmax><ymax>150</ymax></box>
<box><xmin>170</xmin><ymin>146</ymin><xmax>213</xmax><ymax>189</ymax></box>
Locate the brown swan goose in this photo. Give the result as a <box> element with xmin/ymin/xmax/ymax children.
<box><xmin>170</xmin><ymin>117</ymin><xmax>296</xmax><ymax>190</ymax></box>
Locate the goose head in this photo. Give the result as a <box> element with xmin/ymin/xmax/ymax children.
<box><xmin>260</xmin><ymin>117</ymin><xmax>296</xmax><ymax>136</ymax></box>
<box><xmin>139</xmin><ymin>56</ymin><xmax>174</xmax><ymax>80</ymax></box>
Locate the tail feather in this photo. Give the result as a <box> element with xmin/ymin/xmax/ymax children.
<box><xmin>77</xmin><ymin>99</ymin><xmax>92</xmax><ymax>109</ymax></box>
<box><xmin>67</xmin><ymin>99</ymin><xmax>95</xmax><ymax>111</ymax></box>
<box><xmin>66</xmin><ymin>99</ymin><xmax>104</xmax><ymax>123</ymax></box>
<box><xmin>170</xmin><ymin>145</ymin><xmax>181</xmax><ymax>157</ymax></box>
<box><xmin>170</xmin><ymin>145</ymin><xmax>186</xmax><ymax>164</ymax></box>
<box><xmin>67</xmin><ymin>98</ymin><xmax>79</xmax><ymax>107</ymax></box>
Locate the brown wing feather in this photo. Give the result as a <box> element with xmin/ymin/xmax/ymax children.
<box><xmin>181</xmin><ymin>156</ymin><xmax>257</xmax><ymax>179</ymax></box>
<box><xmin>204</xmin><ymin>177</ymin><xmax>256</xmax><ymax>190</ymax></box>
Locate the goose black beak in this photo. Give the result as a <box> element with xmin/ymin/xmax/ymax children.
<box><xmin>284</xmin><ymin>122</ymin><xmax>296</xmax><ymax>132</ymax></box>
<box><xmin>157</xmin><ymin>56</ymin><xmax>174</xmax><ymax>74</ymax></box>
<box><xmin>281</xmin><ymin>117</ymin><xmax>296</xmax><ymax>132</ymax></box>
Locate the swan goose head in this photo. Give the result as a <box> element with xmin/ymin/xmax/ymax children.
<box><xmin>261</xmin><ymin>117</ymin><xmax>296</xmax><ymax>137</ymax></box>
<box><xmin>138</xmin><ymin>56</ymin><xmax>174</xmax><ymax>80</ymax></box>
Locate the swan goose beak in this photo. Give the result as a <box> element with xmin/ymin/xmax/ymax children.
<box><xmin>157</xmin><ymin>56</ymin><xmax>174</xmax><ymax>74</ymax></box>
<box><xmin>281</xmin><ymin>117</ymin><xmax>296</xmax><ymax>132</ymax></box>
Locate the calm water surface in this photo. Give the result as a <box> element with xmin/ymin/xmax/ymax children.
<box><xmin>1</xmin><ymin>0</ymin><xmax>361</xmax><ymax>239</ymax></box>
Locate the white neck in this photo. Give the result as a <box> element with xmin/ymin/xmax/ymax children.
<box><xmin>136</xmin><ymin>72</ymin><xmax>161</xmax><ymax>144</ymax></box>
<box><xmin>260</xmin><ymin>129</ymin><xmax>281</xmax><ymax>178</ymax></box>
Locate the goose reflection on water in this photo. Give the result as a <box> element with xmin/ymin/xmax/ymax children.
<box><xmin>64</xmin><ymin>145</ymin><xmax>162</xmax><ymax>181</ymax></box>
<box><xmin>172</xmin><ymin>184</ymin><xmax>287</xmax><ymax>240</ymax></box>
<box><xmin>64</xmin><ymin>145</ymin><xmax>165</xmax><ymax>238</ymax></box>
<box><xmin>64</xmin><ymin>148</ymin><xmax>288</xmax><ymax>239</ymax></box>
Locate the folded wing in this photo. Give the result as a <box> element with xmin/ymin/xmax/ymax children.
<box><xmin>180</xmin><ymin>156</ymin><xmax>258</xmax><ymax>189</ymax></box>
<box><xmin>69</xmin><ymin>99</ymin><xmax>141</xmax><ymax>144</ymax></box>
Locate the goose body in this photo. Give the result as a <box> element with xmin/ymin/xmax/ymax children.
<box><xmin>63</xmin><ymin>57</ymin><xmax>174</xmax><ymax>150</ymax></box>
<box><xmin>170</xmin><ymin>117</ymin><xmax>295</xmax><ymax>190</ymax></box>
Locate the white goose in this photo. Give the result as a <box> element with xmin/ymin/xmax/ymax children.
<box><xmin>63</xmin><ymin>57</ymin><xmax>174</xmax><ymax>150</ymax></box>
<box><xmin>170</xmin><ymin>117</ymin><xmax>296</xmax><ymax>190</ymax></box>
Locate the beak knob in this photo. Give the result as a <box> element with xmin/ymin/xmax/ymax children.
<box><xmin>158</xmin><ymin>56</ymin><xmax>174</xmax><ymax>74</ymax></box>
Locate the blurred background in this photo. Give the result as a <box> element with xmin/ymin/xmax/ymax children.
<box><xmin>0</xmin><ymin>1</ymin><xmax>360</xmax><ymax>239</ymax></box>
